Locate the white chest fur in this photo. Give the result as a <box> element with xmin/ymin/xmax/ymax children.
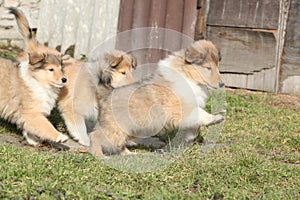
<box><xmin>157</xmin><ymin>59</ymin><xmax>208</xmax><ymax>108</ymax></box>
<box><xmin>19</xmin><ymin>62</ymin><xmax>58</xmax><ymax>116</ymax></box>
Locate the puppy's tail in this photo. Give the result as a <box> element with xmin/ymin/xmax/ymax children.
<box><xmin>9</xmin><ymin>7</ymin><xmax>33</xmax><ymax>42</ymax></box>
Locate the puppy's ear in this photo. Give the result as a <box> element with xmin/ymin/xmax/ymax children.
<box><xmin>110</xmin><ymin>56</ymin><xmax>123</xmax><ymax>68</ymax></box>
<box><xmin>131</xmin><ymin>56</ymin><xmax>137</xmax><ymax>69</ymax></box>
<box><xmin>185</xmin><ymin>46</ymin><xmax>205</xmax><ymax>64</ymax></box>
<box><xmin>28</xmin><ymin>53</ymin><xmax>46</xmax><ymax>66</ymax></box>
<box><xmin>62</xmin><ymin>54</ymin><xmax>71</xmax><ymax>61</ymax></box>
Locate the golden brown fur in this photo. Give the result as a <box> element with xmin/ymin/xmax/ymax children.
<box><xmin>0</xmin><ymin>55</ymin><xmax>68</xmax><ymax>145</ymax></box>
<box><xmin>57</xmin><ymin>51</ymin><xmax>137</xmax><ymax>146</ymax></box>
<box><xmin>9</xmin><ymin>8</ymin><xmax>138</xmax><ymax>147</ymax></box>
<box><xmin>1</xmin><ymin>8</ymin><xmax>69</xmax><ymax>145</ymax></box>
<box><xmin>89</xmin><ymin>40</ymin><xmax>225</xmax><ymax>157</ymax></box>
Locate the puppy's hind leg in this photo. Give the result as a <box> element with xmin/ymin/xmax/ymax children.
<box><xmin>89</xmin><ymin>126</ymin><xmax>130</xmax><ymax>157</ymax></box>
<box><xmin>183</xmin><ymin>107</ymin><xmax>224</xmax><ymax>128</ymax></box>
<box><xmin>89</xmin><ymin>130</ymin><xmax>105</xmax><ymax>158</ymax></box>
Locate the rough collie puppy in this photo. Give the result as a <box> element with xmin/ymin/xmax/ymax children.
<box><xmin>57</xmin><ymin>51</ymin><xmax>137</xmax><ymax>147</ymax></box>
<box><xmin>0</xmin><ymin>53</ymin><xmax>68</xmax><ymax>145</ymax></box>
<box><xmin>89</xmin><ymin>40</ymin><xmax>225</xmax><ymax>157</ymax></box>
<box><xmin>1</xmin><ymin>8</ymin><xmax>69</xmax><ymax>145</ymax></box>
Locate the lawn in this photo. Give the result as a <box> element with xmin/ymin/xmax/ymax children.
<box><xmin>0</xmin><ymin>48</ymin><xmax>299</xmax><ymax>199</ymax></box>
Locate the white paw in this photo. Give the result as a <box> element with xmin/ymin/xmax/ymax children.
<box><xmin>208</xmin><ymin>114</ymin><xmax>224</xmax><ymax>126</ymax></box>
<box><xmin>78</xmin><ymin>136</ymin><xmax>90</xmax><ymax>147</ymax></box>
<box><xmin>56</xmin><ymin>134</ymin><xmax>69</xmax><ymax>143</ymax></box>
<box><xmin>69</xmin><ymin>132</ymin><xmax>80</xmax><ymax>141</ymax></box>
<box><xmin>23</xmin><ymin>131</ymin><xmax>40</xmax><ymax>146</ymax></box>
<box><xmin>25</xmin><ymin>136</ymin><xmax>40</xmax><ymax>146</ymax></box>
<box><xmin>121</xmin><ymin>148</ymin><xmax>136</xmax><ymax>155</ymax></box>
<box><xmin>125</xmin><ymin>140</ymin><xmax>138</xmax><ymax>147</ymax></box>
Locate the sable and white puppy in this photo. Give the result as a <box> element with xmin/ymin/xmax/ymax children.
<box><xmin>89</xmin><ymin>40</ymin><xmax>225</xmax><ymax>157</ymax></box>
<box><xmin>57</xmin><ymin>51</ymin><xmax>137</xmax><ymax>146</ymax></box>
<box><xmin>0</xmin><ymin>56</ymin><xmax>69</xmax><ymax>145</ymax></box>
<box><xmin>1</xmin><ymin>8</ymin><xmax>69</xmax><ymax>145</ymax></box>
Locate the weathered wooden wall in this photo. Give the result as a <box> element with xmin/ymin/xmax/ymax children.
<box><xmin>205</xmin><ymin>0</ymin><xmax>279</xmax><ymax>92</ymax></box>
<box><xmin>203</xmin><ymin>0</ymin><xmax>300</xmax><ymax>95</ymax></box>
<box><xmin>280</xmin><ymin>0</ymin><xmax>300</xmax><ymax>95</ymax></box>
<box><xmin>117</xmin><ymin>0</ymin><xmax>197</xmax><ymax>64</ymax></box>
<box><xmin>116</xmin><ymin>0</ymin><xmax>197</xmax><ymax>79</ymax></box>
<box><xmin>37</xmin><ymin>0</ymin><xmax>120</xmax><ymax>59</ymax></box>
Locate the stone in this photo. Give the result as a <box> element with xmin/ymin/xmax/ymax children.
<box><xmin>0</xmin><ymin>19</ymin><xmax>15</xmax><ymax>28</ymax></box>
<box><xmin>0</xmin><ymin>28</ymin><xmax>21</xmax><ymax>39</ymax></box>
<box><xmin>20</xmin><ymin>0</ymin><xmax>40</xmax><ymax>6</ymax></box>
<box><xmin>3</xmin><ymin>0</ymin><xmax>20</xmax><ymax>8</ymax></box>
<box><xmin>0</xmin><ymin>39</ymin><xmax>9</xmax><ymax>46</ymax></box>
<box><xmin>10</xmin><ymin>39</ymin><xmax>24</xmax><ymax>48</ymax></box>
<box><xmin>0</xmin><ymin>7</ymin><xmax>14</xmax><ymax>20</ymax></box>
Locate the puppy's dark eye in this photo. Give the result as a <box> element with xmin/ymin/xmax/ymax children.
<box><xmin>49</xmin><ymin>68</ymin><xmax>54</xmax><ymax>72</ymax></box>
<box><xmin>121</xmin><ymin>72</ymin><xmax>126</xmax><ymax>75</ymax></box>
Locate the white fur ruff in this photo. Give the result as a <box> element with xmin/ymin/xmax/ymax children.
<box><xmin>19</xmin><ymin>61</ymin><xmax>58</xmax><ymax>116</ymax></box>
<box><xmin>158</xmin><ymin>58</ymin><xmax>208</xmax><ymax>108</ymax></box>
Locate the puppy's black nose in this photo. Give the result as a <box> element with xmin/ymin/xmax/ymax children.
<box><xmin>219</xmin><ymin>82</ymin><xmax>225</xmax><ymax>88</ymax></box>
<box><xmin>62</xmin><ymin>77</ymin><xmax>67</xmax><ymax>83</ymax></box>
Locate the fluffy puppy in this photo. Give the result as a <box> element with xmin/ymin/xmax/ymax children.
<box><xmin>3</xmin><ymin>8</ymin><xmax>68</xmax><ymax>145</ymax></box>
<box><xmin>89</xmin><ymin>40</ymin><xmax>225</xmax><ymax>157</ymax></box>
<box><xmin>57</xmin><ymin>51</ymin><xmax>137</xmax><ymax>146</ymax></box>
<box><xmin>0</xmin><ymin>54</ymin><xmax>68</xmax><ymax>145</ymax></box>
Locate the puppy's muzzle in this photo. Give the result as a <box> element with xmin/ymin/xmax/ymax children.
<box><xmin>62</xmin><ymin>77</ymin><xmax>67</xmax><ymax>83</ymax></box>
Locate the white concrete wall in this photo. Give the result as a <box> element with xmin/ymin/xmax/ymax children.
<box><xmin>0</xmin><ymin>0</ymin><xmax>41</xmax><ymax>47</ymax></box>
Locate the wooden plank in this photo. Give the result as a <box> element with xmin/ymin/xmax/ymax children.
<box><xmin>274</xmin><ymin>0</ymin><xmax>291</xmax><ymax>93</ymax></box>
<box><xmin>222</xmin><ymin>69</ymin><xmax>276</xmax><ymax>92</ymax></box>
<box><xmin>163</xmin><ymin>0</ymin><xmax>184</xmax><ymax>53</ymax></box>
<box><xmin>116</xmin><ymin>0</ymin><xmax>134</xmax><ymax>53</ymax></box>
<box><xmin>281</xmin><ymin>76</ymin><xmax>300</xmax><ymax>95</ymax></box>
<box><xmin>117</xmin><ymin>0</ymin><xmax>134</xmax><ymax>32</ymax></box>
<box><xmin>207</xmin><ymin>26</ymin><xmax>277</xmax><ymax>74</ymax></box>
<box><xmin>246</xmin><ymin>67</ymin><xmax>276</xmax><ymax>92</ymax></box>
<box><xmin>147</xmin><ymin>0</ymin><xmax>168</xmax><ymax>63</ymax></box>
<box><xmin>279</xmin><ymin>0</ymin><xmax>300</xmax><ymax>95</ymax></box>
<box><xmin>207</xmin><ymin>0</ymin><xmax>279</xmax><ymax>29</ymax></box>
<box><xmin>281</xmin><ymin>0</ymin><xmax>300</xmax><ymax>79</ymax></box>
<box><xmin>182</xmin><ymin>0</ymin><xmax>197</xmax><ymax>44</ymax></box>
<box><xmin>263</xmin><ymin>67</ymin><xmax>276</xmax><ymax>92</ymax></box>
<box><xmin>131</xmin><ymin>0</ymin><xmax>152</xmax><ymax>65</ymax></box>
<box><xmin>221</xmin><ymin>73</ymin><xmax>247</xmax><ymax>89</ymax></box>
<box><xmin>195</xmin><ymin>0</ymin><xmax>207</xmax><ymax>40</ymax></box>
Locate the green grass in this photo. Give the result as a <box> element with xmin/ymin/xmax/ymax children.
<box><xmin>0</xmin><ymin>46</ymin><xmax>20</xmax><ymax>61</ymax></box>
<box><xmin>0</xmin><ymin>86</ymin><xmax>299</xmax><ymax>199</ymax></box>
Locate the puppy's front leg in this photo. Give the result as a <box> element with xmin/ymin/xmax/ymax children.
<box><xmin>22</xmin><ymin>113</ymin><xmax>68</xmax><ymax>143</ymax></box>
